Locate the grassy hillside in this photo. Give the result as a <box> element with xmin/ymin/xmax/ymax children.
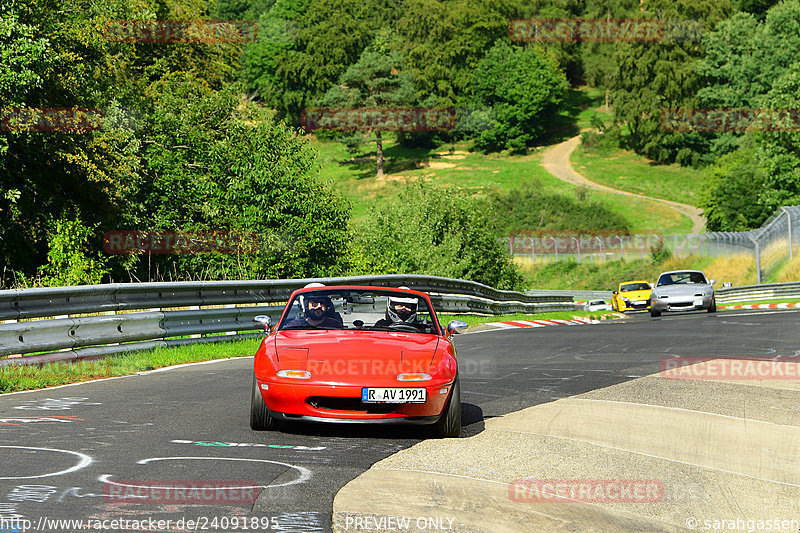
<box><xmin>311</xmin><ymin>142</ymin><xmax>692</xmax><ymax>234</ymax></box>
<box><xmin>571</xmin><ymin>146</ymin><xmax>704</xmax><ymax>207</ymax></box>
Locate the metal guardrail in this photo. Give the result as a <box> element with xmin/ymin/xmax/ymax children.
<box><xmin>0</xmin><ymin>275</ymin><xmax>573</xmax><ymax>366</ymax></box>
<box><xmin>526</xmin><ymin>289</ymin><xmax>613</xmax><ymax>300</ymax></box>
<box><xmin>715</xmin><ymin>281</ymin><xmax>800</xmax><ymax>304</ymax></box>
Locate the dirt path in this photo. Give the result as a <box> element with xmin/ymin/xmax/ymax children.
<box><xmin>541</xmin><ymin>135</ymin><xmax>706</xmax><ymax>233</ymax></box>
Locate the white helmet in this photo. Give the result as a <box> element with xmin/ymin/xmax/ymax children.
<box><xmin>387</xmin><ymin>295</ymin><xmax>418</xmax><ymax>324</ymax></box>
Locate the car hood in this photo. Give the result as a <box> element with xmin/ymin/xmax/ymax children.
<box><xmin>654</xmin><ymin>284</ymin><xmax>711</xmax><ymax>297</ymax></box>
<box><xmin>618</xmin><ymin>290</ymin><xmax>651</xmax><ymax>299</ymax></box>
<box><xmin>274</xmin><ymin>330</ymin><xmax>440</xmax><ymax>374</ymax></box>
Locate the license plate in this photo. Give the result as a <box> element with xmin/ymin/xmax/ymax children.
<box><xmin>361</xmin><ymin>387</ymin><xmax>427</xmax><ymax>404</ymax></box>
<box><xmin>635</xmin><ymin>300</ymin><xmax>647</xmax><ymax>305</ymax></box>
<box><xmin>693</xmin><ymin>297</ymin><xmax>704</xmax><ymax>306</ymax></box>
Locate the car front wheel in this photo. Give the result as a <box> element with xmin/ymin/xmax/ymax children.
<box><xmin>432</xmin><ymin>375</ymin><xmax>461</xmax><ymax>438</ymax></box>
<box><xmin>250</xmin><ymin>375</ymin><xmax>279</xmax><ymax>431</ymax></box>
<box><xmin>650</xmin><ymin>307</ymin><xmax>661</xmax><ymax>317</ymax></box>
<box><xmin>708</xmin><ymin>299</ymin><xmax>717</xmax><ymax>313</ymax></box>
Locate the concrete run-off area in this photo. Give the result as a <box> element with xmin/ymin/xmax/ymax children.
<box><xmin>332</xmin><ymin>359</ymin><xmax>800</xmax><ymax>532</ymax></box>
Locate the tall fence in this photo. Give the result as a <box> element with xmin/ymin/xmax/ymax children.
<box><xmin>507</xmin><ymin>205</ymin><xmax>800</xmax><ymax>283</ymax></box>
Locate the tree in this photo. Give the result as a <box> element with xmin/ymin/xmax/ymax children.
<box><xmin>244</xmin><ymin>0</ymin><xmax>395</xmax><ymax>121</ymax></box>
<box><xmin>470</xmin><ymin>42</ymin><xmax>567</xmax><ymax>152</ymax></box>
<box><xmin>695</xmin><ymin>1</ymin><xmax>800</xmax><ymax>158</ymax></box>
<box><xmin>395</xmin><ymin>0</ymin><xmax>524</xmax><ymax>107</ymax></box>
<box><xmin>124</xmin><ymin>78</ymin><xmax>352</xmax><ymax>281</ymax></box>
<box><xmin>754</xmin><ymin>63</ymin><xmax>800</xmax><ymax>215</ymax></box>
<box><xmin>609</xmin><ymin>0</ymin><xmax>734</xmax><ymax>165</ymax></box>
<box><xmin>699</xmin><ymin>135</ymin><xmax>770</xmax><ymax>231</ymax></box>
<box><xmin>318</xmin><ymin>31</ymin><xmax>416</xmax><ymax>177</ymax></box>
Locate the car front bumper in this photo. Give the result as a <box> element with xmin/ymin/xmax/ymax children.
<box><xmin>255</xmin><ymin>380</ymin><xmax>453</xmax><ymax>422</ymax></box>
<box><xmin>651</xmin><ymin>295</ymin><xmax>713</xmax><ymax>312</ymax></box>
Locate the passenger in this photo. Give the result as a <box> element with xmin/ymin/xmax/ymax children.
<box><xmin>374</xmin><ymin>295</ymin><xmax>420</xmax><ymax>328</ymax></box>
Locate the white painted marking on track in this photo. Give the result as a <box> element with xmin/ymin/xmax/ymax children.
<box><xmin>0</xmin><ymin>446</ymin><xmax>93</xmax><ymax>480</ymax></box>
<box><xmin>100</xmin><ymin>457</ymin><xmax>312</xmax><ymax>490</ymax></box>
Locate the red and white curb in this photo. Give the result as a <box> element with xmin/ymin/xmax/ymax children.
<box><xmin>490</xmin><ymin>314</ymin><xmax>626</xmax><ymax>329</ymax></box>
<box><xmin>721</xmin><ymin>302</ymin><xmax>800</xmax><ymax>310</ymax></box>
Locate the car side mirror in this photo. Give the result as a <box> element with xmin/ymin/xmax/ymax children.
<box><xmin>709</xmin><ymin>279</ymin><xmax>716</xmax><ymax>285</ymax></box>
<box><xmin>446</xmin><ymin>320</ymin><xmax>468</xmax><ymax>335</ymax></box>
<box><xmin>612</xmin><ymin>291</ymin><xmax>618</xmax><ymax>295</ymax></box>
<box><xmin>649</xmin><ymin>283</ymin><xmax>654</xmax><ymax>289</ymax></box>
<box><xmin>253</xmin><ymin>315</ymin><xmax>272</xmax><ymax>332</ymax></box>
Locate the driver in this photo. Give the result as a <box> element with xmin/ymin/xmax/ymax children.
<box><xmin>374</xmin><ymin>294</ymin><xmax>421</xmax><ymax>328</ymax></box>
<box><xmin>285</xmin><ymin>294</ymin><xmax>343</xmax><ymax>328</ymax></box>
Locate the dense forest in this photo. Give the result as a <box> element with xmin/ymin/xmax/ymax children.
<box><xmin>1</xmin><ymin>0</ymin><xmax>798</xmax><ymax>289</ymax></box>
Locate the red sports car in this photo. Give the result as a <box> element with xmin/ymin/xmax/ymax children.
<box><xmin>250</xmin><ymin>285</ymin><xmax>466</xmax><ymax>437</ymax></box>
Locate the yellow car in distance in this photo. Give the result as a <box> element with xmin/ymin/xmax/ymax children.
<box><xmin>611</xmin><ymin>280</ymin><xmax>653</xmax><ymax>312</ymax></box>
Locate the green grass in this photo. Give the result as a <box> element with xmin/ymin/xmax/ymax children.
<box><xmin>571</xmin><ymin>145</ymin><xmax>705</xmax><ymax>207</ymax></box>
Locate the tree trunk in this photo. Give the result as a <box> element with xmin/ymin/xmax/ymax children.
<box><xmin>375</xmin><ymin>131</ymin><xmax>384</xmax><ymax>178</ymax></box>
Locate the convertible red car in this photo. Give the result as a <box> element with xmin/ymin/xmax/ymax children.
<box><xmin>250</xmin><ymin>285</ymin><xmax>467</xmax><ymax>437</ymax></box>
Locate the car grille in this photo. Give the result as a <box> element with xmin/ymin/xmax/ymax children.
<box><xmin>306</xmin><ymin>396</ymin><xmax>399</xmax><ymax>414</ymax></box>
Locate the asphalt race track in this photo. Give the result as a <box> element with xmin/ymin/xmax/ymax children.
<box><xmin>1</xmin><ymin>308</ymin><xmax>798</xmax><ymax>533</ymax></box>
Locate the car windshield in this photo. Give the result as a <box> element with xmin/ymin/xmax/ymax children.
<box><xmin>621</xmin><ymin>282</ymin><xmax>650</xmax><ymax>291</ymax></box>
<box><xmin>278</xmin><ymin>288</ymin><xmax>439</xmax><ymax>335</ymax></box>
<box><xmin>657</xmin><ymin>272</ymin><xmax>707</xmax><ymax>286</ymax></box>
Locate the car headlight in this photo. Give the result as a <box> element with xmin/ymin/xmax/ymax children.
<box><xmin>397</xmin><ymin>373</ymin><xmax>432</xmax><ymax>381</ymax></box>
<box><xmin>277</xmin><ymin>370</ymin><xmax>311</xmax><ymax>379</ymax></box>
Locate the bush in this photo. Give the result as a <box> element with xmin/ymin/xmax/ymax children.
<box><xmin>580</xmin><ymin>128</ymin><xmax>621</xmax><ymax>155</ymax></box>
<box><xmin>489</xmin><ymin>181</ymin><xmax>630</xmax><ymax>234</ymax></box>
<box><xmin>352</xmin><ymin>181</ymin><xmax>523</xmax><ymax>290</ymax></box>
<box><xmin>31</xmin><ymin>215</ymin><xmax>109</xmax><ymax>287</ymax></box>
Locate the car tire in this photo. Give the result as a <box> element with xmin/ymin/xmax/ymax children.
<box><xmin>250</xmin><ymin>375</ymin><xmax>279</xmax><ymax>431</ymax></box>
<box><xmin>708</xmin><ymin>299</ymin><xmax>717</xmax><ymax>313</ymax></box>
<box><xmin>432</xmin><ymin>375</ymin><xmax>461</xmax><ymax>438</ymax></box>
<box><xmin>650</xmin><ymin>307</ymin><xmax>661</xmax><ymax>317</ymax></box>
